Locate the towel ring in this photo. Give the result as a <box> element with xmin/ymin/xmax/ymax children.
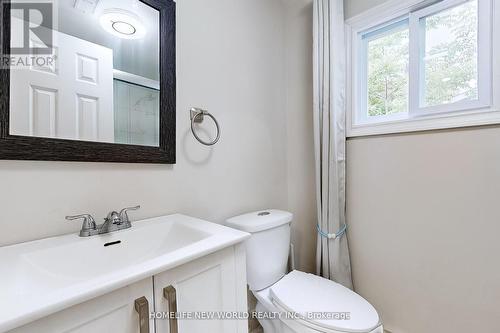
<box><xmin>190</xmin><ymin>107</ymin><xmax>221</xmax><ymax>146</ymax></box>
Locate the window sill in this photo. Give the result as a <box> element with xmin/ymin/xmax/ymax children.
<box><xmin>347</xmin><ymin>109</ymin><xmax>500</xmax><ymax>137</ymax></box>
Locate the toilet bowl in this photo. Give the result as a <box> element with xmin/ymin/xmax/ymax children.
<box><xmin>254</xmin><ymin>270</ymin><xmax>383</xmax><ymax>333</ymax></box>
<box><xmin>226</xmin><ymin>210</ymin><xmax>383</xmax><ymax>333</ymax></box>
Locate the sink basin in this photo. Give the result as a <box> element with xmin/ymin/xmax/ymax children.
<box><xmin>23</xmin><ymin>221</ymin><xmax>210</xmax><ymax>280</ymax></box>
<box><xmin>0</xmin><ymin>214</ymin><xmax>249</xmax><ymax>332</ymax></box>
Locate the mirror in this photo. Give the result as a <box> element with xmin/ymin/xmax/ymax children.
<box><xmin>0</xmin><ymin>0</ymin><xmax>175</xmax><ymax>163</ymax></box>
<box><xmin>9</xmin><ymin>0</ymin><xmax>160</xmax><ymax>147</ymax></box>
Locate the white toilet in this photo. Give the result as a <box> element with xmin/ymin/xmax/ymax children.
<box><xmin>226</xmin><ymin>210</ymin><xmax>383</xmax><ymax>333</ymax></box>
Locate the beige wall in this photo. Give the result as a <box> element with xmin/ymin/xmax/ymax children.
<box><xmin>345</xmin><ymin>1</ymin><xmax>500</xmax><ymax>332</ymax></box>
<box><xmin>284</xmin><ymin>0</ymin><xmax>317</xmax><ymax>273</ymax></box>
<box><xmin>347</xmin><ymin>128</ymin><xmax>500</xmax><ymax>332</ymax></box>
<box><xmin>344</xmin><ymin>0</ymin><xmax>390</xmax><ymax>19</ymax></box>
<box><xmin>0</xmin><ymin>0</ymin><xmax>317</xmax><ymax>274</ymax></box>
<box><xmin>0</xmin><ymin>0</ymin><xmax>292</xmax><ymax>246</ymax></box>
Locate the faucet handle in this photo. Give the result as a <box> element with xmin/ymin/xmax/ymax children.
<box><xmin>105</xmin><ymin>211</ymin><xmax>121</xmax><ymax>224</ymax></box>
<box><xmin>66</xmin><ymin>214</ymin><xmax>97</xmax><ymax>237</ymax></box>
<box><xmin>119</xmin><ymin>205</ymin><xmax>141</xmax><ymax>224</ymax></box>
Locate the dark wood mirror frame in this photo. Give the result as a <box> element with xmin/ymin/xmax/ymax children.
<box><xmin>0</xmin><ymin>0</ymin><xmax>176</xmax><ymax>164</ymax></box>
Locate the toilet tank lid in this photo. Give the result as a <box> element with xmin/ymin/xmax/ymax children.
<box><xmin>225</xmin><ymin>210</ymin><xmax>293</xmax><ymax>233</ymax></box>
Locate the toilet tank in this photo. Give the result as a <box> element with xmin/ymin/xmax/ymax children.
<box><xmin>226</xmin><ymin>210</ymin><xmax>293</xmax><ymax>291</ymax></box>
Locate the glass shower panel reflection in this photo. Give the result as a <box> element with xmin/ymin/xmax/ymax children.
<box><xmin>114</xmin><ymin>80</ymin><xmax>160</xmax><ymax>147</ymax></box>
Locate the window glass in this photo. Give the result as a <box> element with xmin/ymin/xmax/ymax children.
<box><xmin>366</xmin><ymin>24</ymin><xmax>409</xmax><ymax>117</ymax></box>
<box><xmin>422</xmin><ymin>0</ymin><xmax>478</xmax><ymax>107</ymax></box>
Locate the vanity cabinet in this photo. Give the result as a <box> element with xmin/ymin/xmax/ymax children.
<box><xmin>7</xmin><ymin>245</ymin><xmax>248</xmax><ymax>333</ymax></box>
<box><xmin>154</xmin><ymin>246</ymin><xmax>248</xmax><ymax>333</ymax></box>
<box><xmin>9</xmin><ymin>279</ymin><xmax>155</xmax><ymax>333</ymax></box>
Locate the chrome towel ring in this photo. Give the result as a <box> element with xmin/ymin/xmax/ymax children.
<box><xmin>190</xmin><ymin>107</ymin><xmax>221</xmax><ymax>146</ymax></box>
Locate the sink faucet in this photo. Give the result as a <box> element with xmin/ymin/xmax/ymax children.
<box><xmin>66</xmin><ymin>206</ymin><xmax>140</xmax><ymax>237</ymax></box>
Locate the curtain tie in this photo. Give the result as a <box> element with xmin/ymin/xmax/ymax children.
<box><xmin>316</xmin><ymin>223</ymin><xmax>347</xmax><ymax>239</ymax></box>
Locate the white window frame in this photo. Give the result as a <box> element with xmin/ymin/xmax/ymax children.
<box><xmin>346</xmin><ymin>0</ymin><xmax>498</xmax><ymax>137</ymax></box>
<box><xmin>357</xmin><ymin>17</ymin><xmax>410</xmax><ymax>125</ymax></box>
<box><xmin>409</xmin><ymin>0</ymin><xmax>491</xmax><ymax>116</ymax></box>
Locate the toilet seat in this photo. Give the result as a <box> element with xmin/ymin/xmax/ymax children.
<box><xmin>269</xmin><ymin>271</ymin><xmax>380</xmax><ymax>333</ymax></box>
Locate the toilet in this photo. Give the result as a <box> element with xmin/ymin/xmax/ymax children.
<box><xmin>226</xmin><ymin>210</ymin><xmax>383</xmax><ymax>333</ymax></box>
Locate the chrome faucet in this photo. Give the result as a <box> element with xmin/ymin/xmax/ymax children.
<box><xmin>66</xmin><ymin>205</ymin><xmax>140</xmax><ymax>237</ymax></box>
<box><xmin>65</xmin><ymin>214</ymin><xmax>98</xmax><ymax>237</ymax></box>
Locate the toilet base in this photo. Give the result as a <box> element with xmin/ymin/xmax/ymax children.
<box><xmin>277</xmin><ymin>314</ymin><xmax>384</xmax><ymax>333</ymax></box>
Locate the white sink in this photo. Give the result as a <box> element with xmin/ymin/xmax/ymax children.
<box><xmin>0</xmin><ymin>214</ymin><xmax>249</xmax><ymax>332</ymax></box>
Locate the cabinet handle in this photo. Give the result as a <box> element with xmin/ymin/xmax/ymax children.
<box><xmin>163</xmin><ymin>286</ymin><xmax>178</xmax><ymax>333</ymax></box>
<box><xmin>135</xmin><ymin>296</ymin><xmax>150</xmax><ymax>333</ymax></box>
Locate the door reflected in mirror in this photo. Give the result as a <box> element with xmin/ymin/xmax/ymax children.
<box><xmin>9</xmin><ymin>0</ymin><xmax>160</xmax><ymax>147</ymax></box>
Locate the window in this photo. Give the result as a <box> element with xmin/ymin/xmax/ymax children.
<box><xmin>348</xmin><ymin>0</ymin><xmax>494</xmax><ymax>136</ymax></box>
<box><xmin>420</xmin><ymin>1</ymin><xmax>478</xmax><ymax>107</ymax></box>
<box><xmin>410</xmin><ymin>0</ymin><xmax>490</xmax><ymax>115</ymax></box>
<box><xmin>360</xmin><ymin>19</ymin><xmax>410</xmax><ymax>123</ymax></box>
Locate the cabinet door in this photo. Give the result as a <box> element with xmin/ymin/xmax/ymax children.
<box><xmin>9</xmin><ymin>278</ymin><xmax>154</xmax><ymax>333</ymax></box>
<box><xmin>154</xmin><ymin>246</ymin><xmax>248</xmax><ymax>333</ymax></box>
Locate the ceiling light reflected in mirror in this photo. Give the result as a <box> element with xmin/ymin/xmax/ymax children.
<box><xmin>99</xmin><ymin>9</ymin><xmax>146</xmax><ymax>39</ymax></box>
<box><xmin>112</xmin><ymin>21</ymin><xmax>136</xmax><ymax>35</ymax></box>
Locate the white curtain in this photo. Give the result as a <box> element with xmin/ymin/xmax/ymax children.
<box><xmin>313</xmin><ymin>0</ymin><xmax>353</xmax><ymax>289</ymax></box>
